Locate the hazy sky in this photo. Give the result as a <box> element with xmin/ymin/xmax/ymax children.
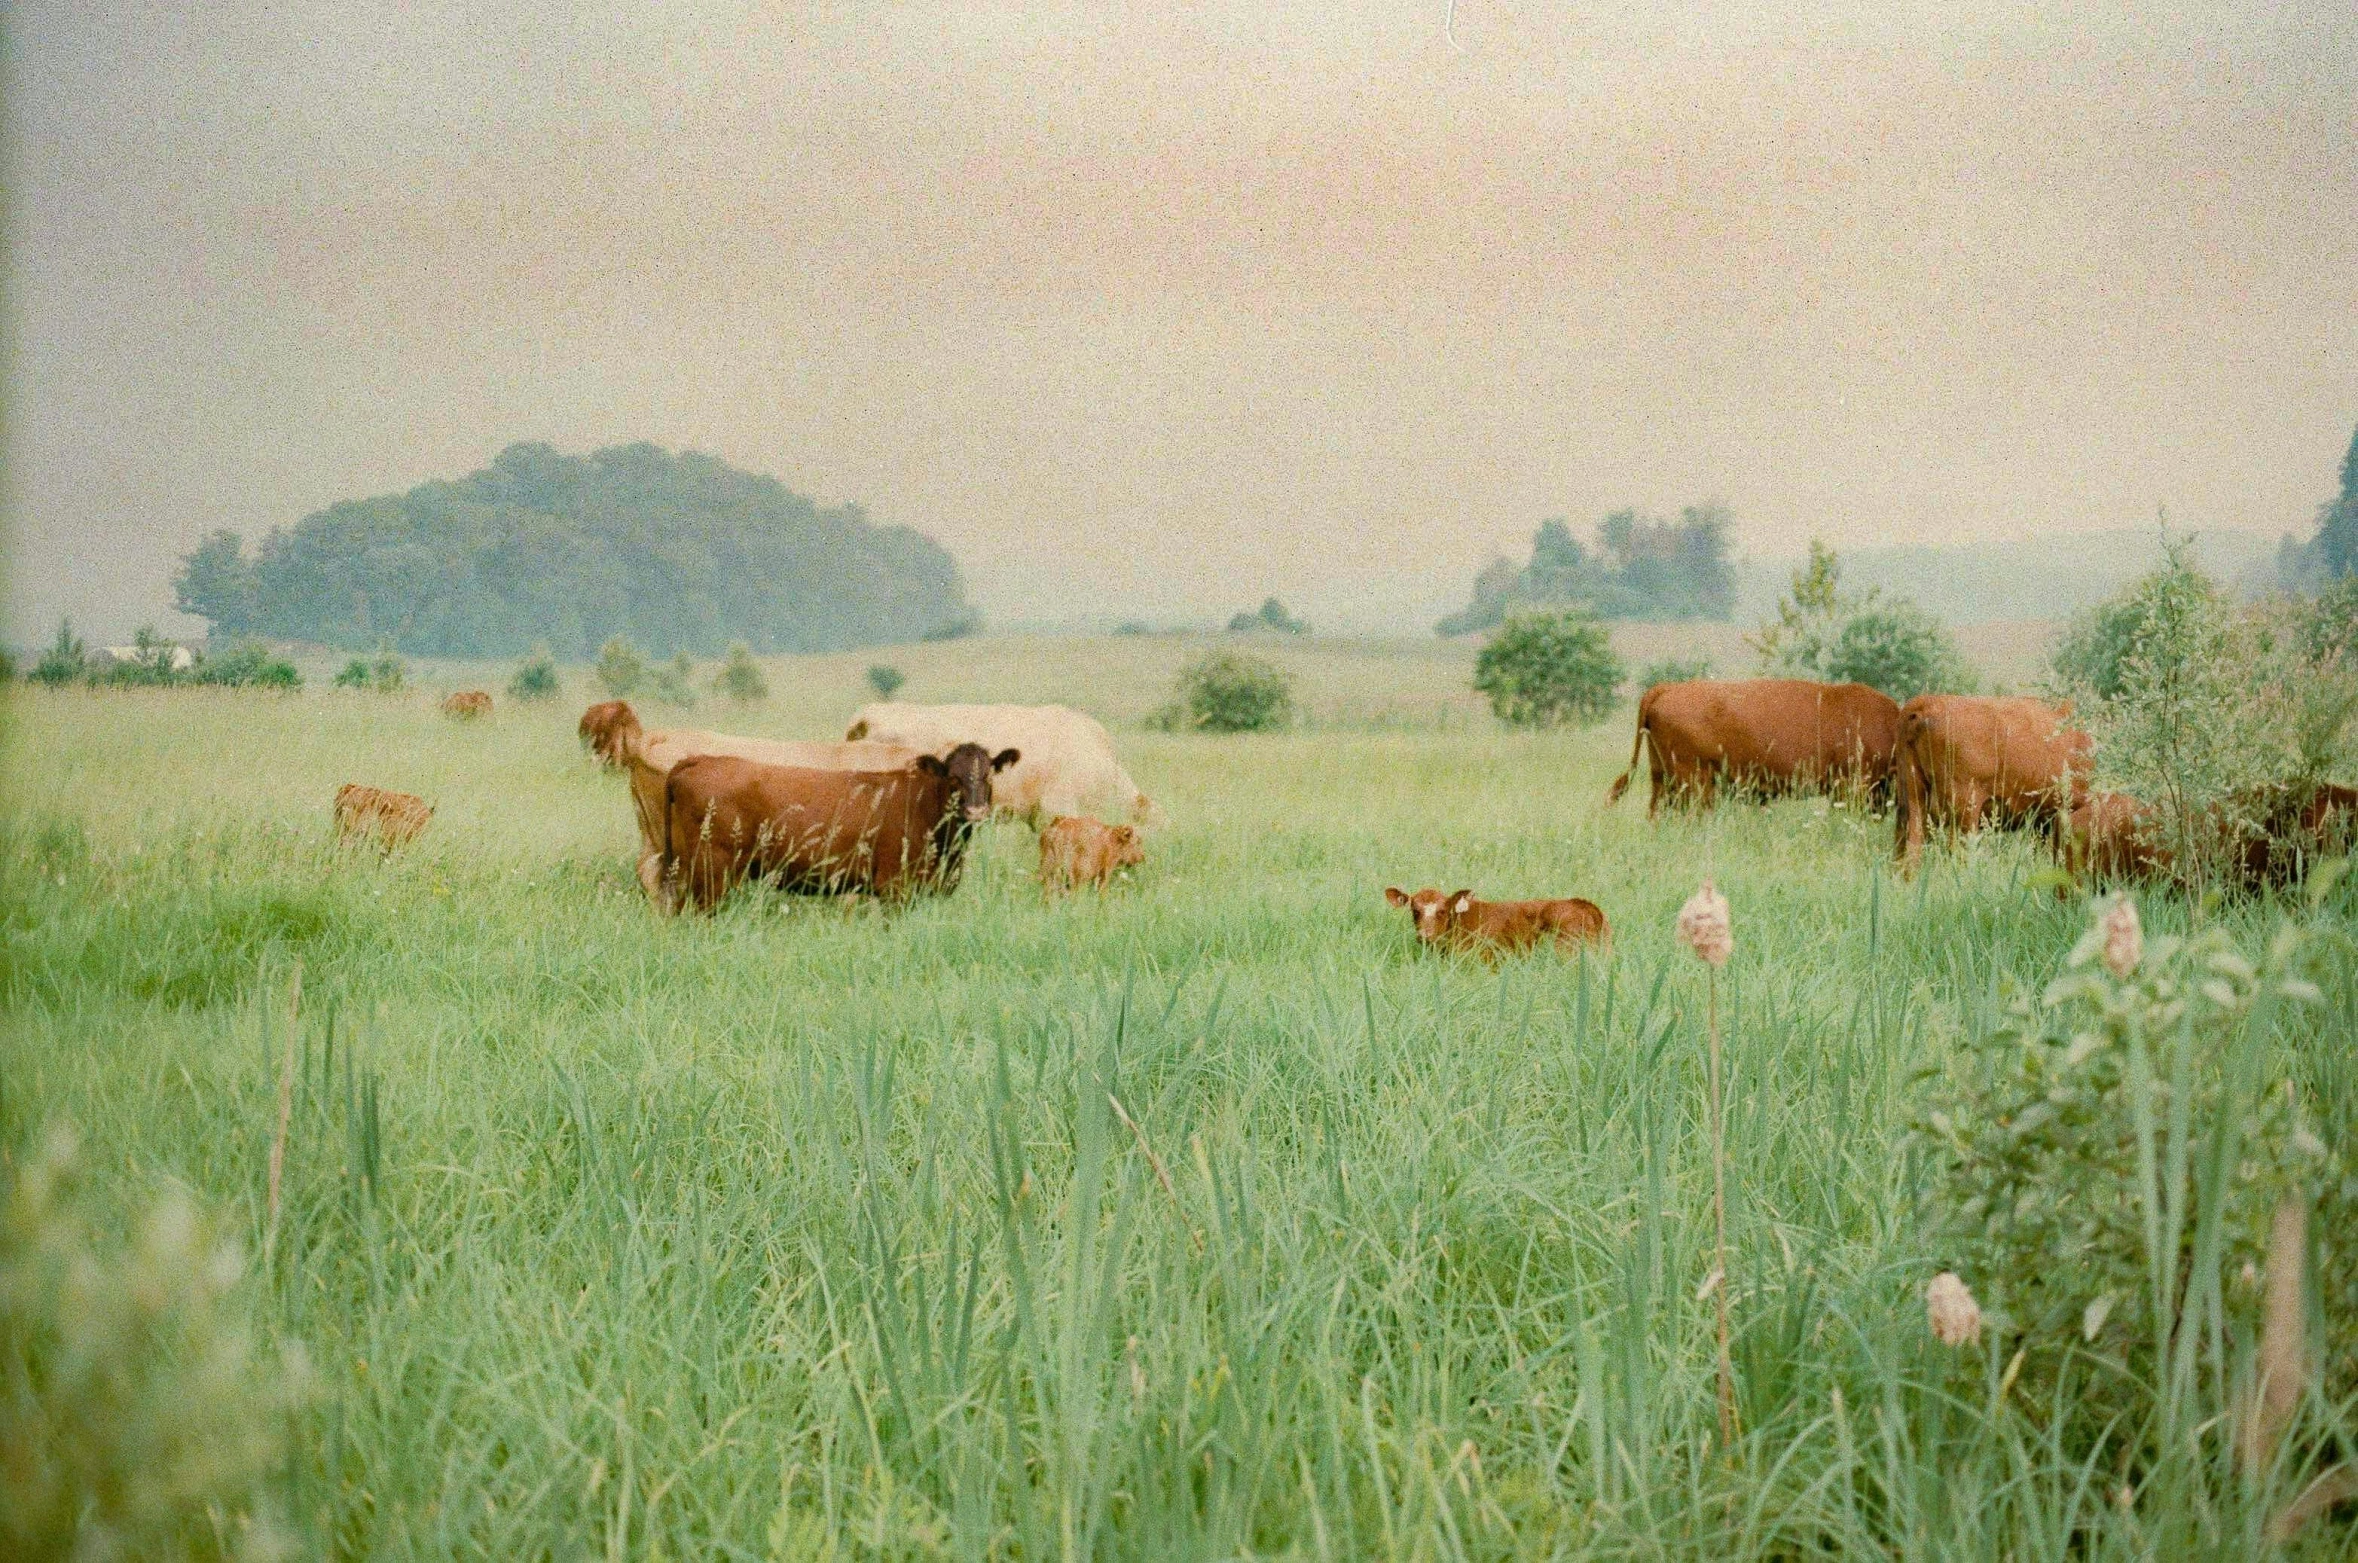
<box><xmin>7</xmin><ymin>1</ymin><xmax>2355</xmax><ymax>640</ymax></box>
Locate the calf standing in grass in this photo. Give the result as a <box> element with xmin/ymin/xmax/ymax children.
<box><xmin>441</xmin><ymin>690</ymin><xmax>492</xmax><ymax>720</ymax></box>
<box><xmin>1384</xmin><ymin>887</ymin><xmax>1608</xmax><ymax>959</ymax></box>
<box><xmin>1038</xmin><ymin>816</ymin><xmax>1145</xmax><ymax>896</ymax></box>
<box><xmin>334</xmin><ymin>784</ymin><xmax>433</xmax><ymax>850</ymax></box>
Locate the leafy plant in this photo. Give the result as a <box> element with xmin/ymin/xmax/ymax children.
<box><xmin>331</xmin><ymin>659</ymin><xmax>371</xmax><ymax>691</ymax></box>
<box><xmin>595</xmin><ymin>636</ymin><xmax>646</xmax><ymax>700</ymax></box>
<box><xmin>652</xmin><ymin>651</ymin><xmax>698</xmax><ymax>708</ymax></box>
<box><xmin>1471</xmin><ymin>610</ymin><xmax>1622</xmax><ymax>729</ymax></box>
<box><xmin>1</xmin><ymin>1124</ymin><xmax>311</xmax><ymax>1561</ymax></box>
<box><xmin>1913</xmin><ymin>897</ymin><xmax>2335</xmax><ymax>1450</ymax></box>
<box><xmin>506</xmin><ymin>645</ymin><xmax>560</xmax><ymax>701</ymax></box>
<box><xmin>1751</xmin><ymin>540</ymin><xmax>1970</xmax><ymax>698</ymax></box>
<box><xmin>1634</xmin><ymin>656</ymin><xmax>1713</xmax><ymax>690</ymax></box>
<box><xmin>1169</xmin><ymin>649</ymin><xmax>1294</xmax><ymax>733</ymax></box>
<box><xmin>367</xmin><ymin>645</ymin><xmax>407</xmax><ymax>695</ymax></box>
<box><xmin>1227</xmin><ymin>598</ymin><xmax>1306</xmax><ymax>635</ymax></box>
<box><xmin>29</xmin><ymin>621</ymin><xmax>84</xmax><ymax>689</ymax></box>
<box><xmin>715</xmin><ymin>643</ymin><xmax>768</xmax><ymax>704</ymax></box>
<box><xmin>191</xmin><ymin>641</ymin><xmax>301</xmax><ymax>690</ymax></box>
<box><xmin>866</xmin><ymin>664</ymin><xmax>905</xmax><ymax>700</ymax></box>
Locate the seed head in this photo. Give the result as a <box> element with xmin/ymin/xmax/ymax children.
<box><xmin>1675</xmin><ymin>880</ymin><xmax>1733</xmax><ymax>967</ymax></box>
<box><xmin>2098</xmin><ymin>896</ymin><xmax>2142</xmax><ymax>979</ymax></box>
<box><xmin>1926</xmin><ymin>1271</ymin><xmax>1982</xmax><ymax>1347</ymax></box>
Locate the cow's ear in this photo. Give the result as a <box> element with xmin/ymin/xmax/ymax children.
<box><xmin>1384</xmin><ymin>886</ymin><xmax>1408</xmax><ymax>906</ymax></box>
<box><xmin>916</xmin><ymin>754</ymin><xmax>948</xmax><ymax>777</ymax></box>
<box><xmin>1449</xmin><ymin>890</ymin><xmax>1473</xmax><ymax>914</ymax></box>
<box><xmin>991</xmin><ymin>747</ymin><xmax>1021</xmax><ymax>772</ymax></box>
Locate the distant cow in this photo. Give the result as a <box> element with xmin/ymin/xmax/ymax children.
<box><xmin>1038</xmin><ymin>816</ymin><xmax>1145</xmax><ymax>895</ymax></box>
<box><xmin>2059</xmin><ymin>791</ymin><xmax>2170</xmax><ymax>887</ymax></box>
<box><xmin>1894</xmin><ymin>695</ymin><xmax>2090</xmax><ymax>874</ymax></box>
<box><xmin>658</xmin><ymin>744</ymin><xmax>1017</xmax><ymax>912</ymax></box>
<box><xmin>579</xmin><ymin>700</ymin><xmax>640</xmax><ymax>768</ymax></box>
<box><xmin>1606</xmin><ymin>680</ymin><xmax>1900</xmax><ymax>814</ymax></box>
<box><xmin>441</xmin><ymin>690</ymin><xmax>492</xmax><ymax>720</ymax></box>
<box><xmin>333</xmin><ymin>784</ymin><xmax>433</xmax><ymax>849</ymax></box>
<box><xmin>844</xmin><ymin>703</ymin><xmax>1163</xmax><ymax>826</ymax></box>
<box><xmin>1384</xmin><ymin>887</ymin><xmax>1609</xmax><ymax>960</ymax></box>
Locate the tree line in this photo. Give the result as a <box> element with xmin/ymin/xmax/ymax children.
<box><xmin>1437</xmin><ymin>505</ymin><xmax>1738</xmax><ymax>636</ymax></box>
<box><xmin>172</xmin><ymin>442</ymin><xmax>980</xmax><ymax>658</ymax></box>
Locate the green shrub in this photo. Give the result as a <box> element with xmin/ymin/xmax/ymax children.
<box><xmin>1913</xmin><ymin>897</ymin><xmax>2337</xmax><ymax>1449</ymax></box>
<box><xmin>716</xmin><ymin>643</ymin><xmax>768</xmax><ymax>704</ymax></box>
<box><xmin>1472</xmin><ymin>610</ymin><xmax>1622</xmax><ymax>729</ymax></box>
<box><xmin>331</xmin><ymin>658</ymin><xmax>371</xmax><ymax>691</ymax></box>
<box><xmin>1227</xmin><ymin>598</ymin><xmax>1306</xmax><ymax>635</ymax></box>
<box><xmin>29</xmin><ymin>620</ymin><xmax>85</xmax><ymax>689</ymax></box>
<box><xmin>595</xmin><ymin>636</ymin><xmax>645</xmax><ymax>699</ymax></box>
<box><xmin>866</xmin><ymin>664</ymin><xmax>905</xmax><ymax>700</ymax></box>
<box><xmin>1821</xmin><ymin>603</ymin><xmax>1971</xmax><ymax>700</ymax></box>
<box><xmin>1634</xmin><ymin>656</ymin><xmax>1713</xmax><ymax>690</ymax></box>
<box><xmin>652</xmin><ymin>650</ymin><xmax>698</xmax><ymax>708</ymax></box>
<box><xmin>2052</xmin><ymin>593</ymin><xmax>2159</xmax><ymax>702</ymax></box>
<box><xmin>506</xmin><ymin>644</ymin><xmax>560</xmax><ymax>702</ymax></box>
<box><xmin>1170</xmin><ymin>649</ymin><xmax>1294</xmax><ymax>733</ymax></box>
<box><xmin>1</xmin><ymin>1124</ymin><xmax>311</xmax><ymax>1561</ymax></box>
<box><xmin>367</xmin><ymin>645</ymin><xmax>406</xmax><ymax>694</ymax></box>
<box><xmin>191</xmin><ymin>641</ymin><xmax>301</xmax><ymax>690</ymax></box>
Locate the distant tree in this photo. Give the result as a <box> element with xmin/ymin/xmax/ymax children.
<box><xmin>1473</xmin><ymin>610</ymin><xmax>1623</xmax><ymax>728</ymax></box>
<box><xmin>191</xmin><ymin>640</ymin><xmax>301</xmax><ymax>689</ymax></box>
<box><xmin>368</xmin><ymin>645</ymin><xmax>407</xmax><ymax>694</ymax></box>
<box><xmin>30</xmin><ymin>619</ymin><xmax>85</xmax><ymax>688</ymax></box>
<box><xmin>716</xmin><ymin>642</ymin><xmax>768</xmax><ymax>704</ymax></box>
<box><xmin>1635</xmin><ymin>656</ymin><xmax>1713</xmax><ymax>690</ymax></box>
<box><xmin>1166</xmin><ymin>650</ymin><xmax>1294</xmax><ymax>733</ymax></box>
<box><xmin>1752</xmin><ymin>538</ymin><xmax>1972</xmax><ymax>699</ymax></box>
<box><xmin>2320</xmin><ymin>421</ymin><xmax>2358</xmax><ymax>579</ymax></box>
<box><xmin>507</xmin><ymin>644</ymin><xmax>560</xmax><ymax>701</ymax></box>
<box><xmin>170</xmin><ymin>530</ymin><xmax>257</xmax><ymax>637</ymax></box>
<box><xmin>1113</xmin><ymin>620</ymin><xmax>1151</xmax><ymax>637</ymax></box>
<box><xmin>332</xmin><ymin>658</ymin><xmax>372</xmax><ymax>690</ymax></box>
<box><xmin>866</xmin><ymin>664</ymin><xmax>905</xmax><ymax>699</ymax></box>
<box><xmin>596</xmin><ymin>637</ymin><xmax>646</xmax><ymax>699</ymax></box>
<box><xmin>1438</xmin><ymin>505</ymin><xmax>1735</xmax><ymax>634</ymax></box>
<box><xmin>652</xmin><ymin>651</ymin><xmax>698</xmax><ymax>708</ymax></box>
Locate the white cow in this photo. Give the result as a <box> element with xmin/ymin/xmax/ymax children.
<box><xmin>844</xmin><ymin>702</ymin><xmax>1163</xmax><ymax>826</ymax></box>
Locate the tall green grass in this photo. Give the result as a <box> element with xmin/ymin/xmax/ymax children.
<box><xmin>2</xmin><ymin>669</ymin><xmax>2352</xmax><ymax>1558</ymax></box>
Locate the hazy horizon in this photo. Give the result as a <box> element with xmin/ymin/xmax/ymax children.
<box><xmin>7</xmin><ymin>2</ymin><xmax>2355</xmax><ymax>645</ymax></box>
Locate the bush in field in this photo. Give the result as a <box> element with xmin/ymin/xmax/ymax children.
<box><xmin>0</xmin><ymin>1124</ymin><xmax>310</xmax><ymax>1562</ymax></box>
<box><xmin>595</xmin><ymin>636</ymin><xmax>645</xmax><ymax>699</ymax></box>
<box><xmin>1913</xmin><ymin>898</ymin><xmax>2342</xmax><ymax>1449</ymax></box>
<box><xmin>1634</xmin><ymin>656</ymin><xmax>1712</xmax><ymax>691</ymax></box>
<box><xmin>2055</xmin><ymin>538</ymin><xmax>2358</xmax><ymax>881</ymax></box>
<box><xmin>29</xmin><ymin>621</ymin><xmax>85</xmax><ymax>689</ymax></box>
<box><xmin>652</xmin><ymin>651</ymin><xmax>698</xmax><ymax>708</ymax></box>
<box><xmin>368</xmin><ymin>645</ymin><xmax>406</xmax><ymax>694</ymax></box>
<box><xmin>1752</xmin><ymin>540</ymin><xmax>1971</xmax><ymax>699</ymax></box>
<box><xmin>866</xmin><ymin>664</ymin><xmax>905</xmax><ymax>700</ymax></box>
<box><xmin>1164</xmin><ymin>649</ymin><xmax>1294</xmax><ymax>733</ymax></box>
<box><xmin>1472</xmin><ymin>610</ymin><xmax>1622</xmax><ymax>729</ymax></box>
<box><xmin>715</xmin><ymin>642</ymin><xmax>768</xmax><ymax>704</ymax></box>
<box><xmin>191</xmin><ymin>641</ymin><xmax>301</xmax><ymax>690</ymax></box>
<box><xmin>506</xmin><ymin>644</ymin><xmax>560</xmax><ymax>701</ymax></box>
<box><xmin>89</xmin><ymin>627</ymin><xmax>188</xmax><ymax>688</ymax></box>
<box><xmin>331</xmin><ymin>658</ymin><xmax>369</xmax><ymax>690</ymax></box>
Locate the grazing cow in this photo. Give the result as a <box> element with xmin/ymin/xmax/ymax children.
<box><xmin>1894</xmin><ymin>695</ymin><xmax>2090</xmax><ymax>874</ymax></box>
<box><xmin>844</xmin><ymin>703</ymin><xmax>1163</xmax><ymax>826</ymax></box>
<box><xmin>1605</xmin><ymin>680</ymin><xmax>1900</xmax><ymax>815</ymax></box>
<box><xmin>1038</xmin><ymin>816</ymin><xmax>1145</xmax><ymax>895</ymax></box>
<box><xmin>441</xmin><ymin>690</ymin><xmax>492</xmax><ymax>720</ymax></box>
<box><xmin>659</xmin><ymin>744</ymin><xmax>1018</xmax><ymax>912</ymax></box>
<box><xmin>2232</xmin><ymin>780</ymin><xmax>2358</xmax><ymax>890</ymax></box>
<box><xmin>1383</xmin><ymin>887</ymin><xmax>1609</xmax><ymax>959</ymax></box>
<box><xmin>579</xmin><ymin>700</ymin><xmax>639</xmax><ymax>768</ymax></box>
<box><xmin>333</xmin><ymin>784</ymin><xmax>433</xmax><ymax>849</ymax></box>
<box><xmin>2059</xmin><ymin>791</ymin><xmax>2170</xmax><ymax>887</ymax></box>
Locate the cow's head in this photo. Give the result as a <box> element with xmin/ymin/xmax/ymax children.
<box><xmin>1107</xmin><ymin>824</ymin><xmax>1146</xmax><ymax>869</ymax></box>
<box><xmin>578</xmin><ymin>700</ymin><xmax>642</xmax><ymax>768</ymax></box>
<box><xmin>920</xmin><ymin>743</ymin><xmax>1021</xmax><ymax>823</ymax></box>
<box><xmin>1384</xmin><ymin>886</ymin><xmax>1471</xmax><ymax>944</ymax></box>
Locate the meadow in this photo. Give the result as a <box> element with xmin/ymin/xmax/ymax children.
<box><xmin>2</xmin><ymin>633</ymin><xmax>2351</xmax><ymax>1560</ymax></box>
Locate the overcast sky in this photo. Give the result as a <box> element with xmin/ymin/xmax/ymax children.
<box><xmin>6</xmin><ymin>1</ymin><xmax>2355</xmax><ymax>641</ymax></box>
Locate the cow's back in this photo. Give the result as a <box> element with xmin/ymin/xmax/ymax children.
<box><xmin>846</xmin><ymin>702</ymin><xmax>1151</xmax><ymax>823</ymax></box>
<box><xmin>664</xmin><ymin>756</ymin><xmax>949</xmax><ymax>907</ymax></box>
<box><xmin>1646</xmin><ymin>679</ymin><xmax>1898</xmax><ymax>779</ymax></box>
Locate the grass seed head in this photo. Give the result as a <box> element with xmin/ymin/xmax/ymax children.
<box><xmin>2098</xmin><ymin>895</ymin><xmax>2143</xmax><ymax>978</ymax></box>
<box><xmin>1927</xmin><ymin>1271</ymin><xmax>1983</xmax><ymax>1346</ymax></box>
<box><xmin>1676</xmin><ymin>879</ymin><xmax>1733</xmax><ymax>967</ymax></box>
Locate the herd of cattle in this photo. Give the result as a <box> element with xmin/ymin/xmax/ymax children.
<box><xmin>1608</xmin><ymin>676</ymin><xmax>2357</xmax><ymax>888</ymax></box>
<box><xmin>325</xmin><ymin>675</ymin><xmax>2353</xmax><ymax>952</ymax></box>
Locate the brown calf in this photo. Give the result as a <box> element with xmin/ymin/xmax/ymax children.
<box><xmin>1038</xmin><ymin>816</ymin><xmax>1145</xmax><ymax>895</ymax></box>
<box><xmin>333</xmin><ymin>784</ymin><xmax>433</xmax><ymax>849</ymax></box>
<box><xmin>1384</xmin><ymin>887</ymin><xmax>1609</xmax><ymax>959</ymax></box>
<box><xmin>441</xmin><ymin>690</ymin><xmax>492</xmax><ymax>720</ymax></box>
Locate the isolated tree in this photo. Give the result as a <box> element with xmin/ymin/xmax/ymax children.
<box><xmin>507</xmin><ymin>644</ymin><xmax>560</xmax><ymax>701</ymax></box>
<box><xmin>30</xmin><ymin>619</ymin><xmax>85</xmax><ymax>687</ymax></box>
<box><xmin>716</xmin><ymin>642</ymin><xmax>768</xmax><ymax>704</ymax></box>
<box><xmin>171</xmin><ymin>530</ymin><xmax>257</xmax><ymax>638</ymax></box>
<box><xmin>1172</xmin><ymin>650</ymin><xmax>1294</xmax><ymax>732</ymax></box>
<box><xmin>596</xmin><ymin>637</ymin><xmax>646</xmax><ymax>699</ymax></box>
<box><xmin>652</xmin><ymin>651</ymin><xmax>698</xmax><ymax>708</ymax></box>
<box><xmin>1472</xmin><ymin>610</ymin><xmax>1622</xmax><ymax>728</ymax></box>
<box><xmin>866</xmin><ymin>664</ymin><xmax>905</xmax><ymax>699</ymax></box>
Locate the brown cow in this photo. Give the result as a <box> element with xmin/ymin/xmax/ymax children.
<box><xmin>1606</xmin><ymin>680</ymin><xmax>1900</xmax><ymax>815</ymax></box>
<box><xmin>624</xmin><ymin>728</ymin><xmax>923</xmax><ymax>899</ymax></box>
<box><xmin>2059</xmin><ymin>791</ymin><xmax>2170</xmax><ymax>887</ymax></box>
<box><xmin>441</xmin><ymin>690</ymin><xmax>492</xmax><ymax>720</ymax></box>
<box><xmin>2232</xmin><ymin>780</ymin><xmax>2358</xmax><ymax>890</ymax></box>
<box><xmin>1383</xmin><ymin>887</ymin><xmax>1609</xmax><ymax>960</ymax></box>
<box><xmin>1038</xmin><ymin>816</ymin><xmax>1145</xmax><ymax>895</ymax></box>
<box><xmin>333</xmin><ymin>784</ymin><xmax>433</xmax><ymax>849</ymax></box>
<box><xmin>579</xmin><ymin>700</ymin><xmax>640</xmax><ymax>768</ymax></box>
<box><xmin>1894</xmin><ymin>695</ymin><xmax>2090</xmax><ymax>874</ymax></box>
<box><xmin>659</xmin><ymin>743</ymin><xmax>1017</xmax><ymax>912</ymax></box>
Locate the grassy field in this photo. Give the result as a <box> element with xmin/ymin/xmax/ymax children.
<box><xmin>3</xmin><ymin>636</ymin><xmax>2351</xmax><ymax>1559</ymax></box>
